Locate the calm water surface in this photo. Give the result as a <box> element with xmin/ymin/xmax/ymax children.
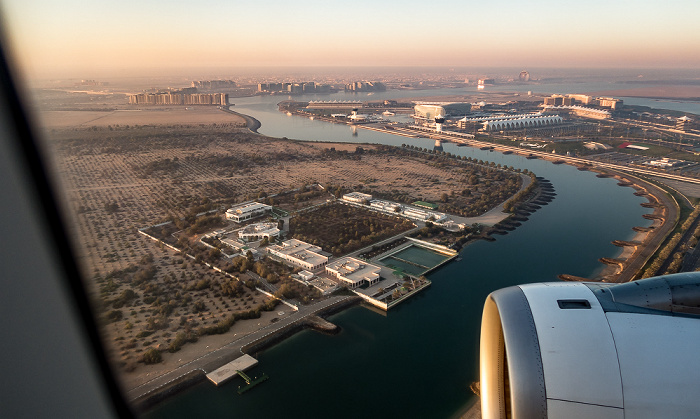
<box><xmin>144</xmin><ymin>86</ymin><xmax>655</xmax><ymax>418</ymax></box>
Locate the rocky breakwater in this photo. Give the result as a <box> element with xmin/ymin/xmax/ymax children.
<box><xmin>304</xmin><ymin>315</ymin><xmax>341</xmax><ymax>335</ymax></box>
<box><xmin>489</xmin><ymin>177</ymin><xmax>556</xmax><ymax>238</ymax></box>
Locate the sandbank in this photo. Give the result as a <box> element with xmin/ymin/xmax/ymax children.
<box><xmin>38</xmin><ymin>107</ymin><xmax>245</xmax><ymax>128</ymax></box>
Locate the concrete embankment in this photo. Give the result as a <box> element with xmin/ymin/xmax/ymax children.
<box><xmin>304</xmin><ymin>315</ymin><xmax>341</xmax><ymax>334</ymax></box>
<box><xmin>242</xmin><ymin>297</ymin><xmax>359</xmax><ymax>354</ymax></box>
<box><xmin>221</xmin><ymin>107</ymin><xmax>261</xmax><ymax>132</ymax></box>
<box><xmin>129</xmin><ymin>296</ymin><xmax>360</xmax><ymax>411</ymax></box>
<box><xmin>131</xmin><ymin>370</ymin><xmax>206</xmax><ymax>412</ymax></box>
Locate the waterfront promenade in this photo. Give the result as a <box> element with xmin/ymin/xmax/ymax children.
<box><xmin>126</xmin><ymin>295</ymin><xmax>354</xmax><ymax>406</ymax></box>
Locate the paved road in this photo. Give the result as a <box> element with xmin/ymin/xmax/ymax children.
<box><xmin>126</xmin><ymin>295</ymin><xmax>352</xmax><ymax>402</ymax></box>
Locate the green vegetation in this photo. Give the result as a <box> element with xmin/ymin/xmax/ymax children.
<box><xmin>289</xmin><ymin>203</ymin><xmax>414</xmax><ymax>256</ymax></box>
<box><xmin>142</xmin><ymin>348</ymin><xmax>162</xmax><ymax>364</ymax></box>
<box><xmin>398</xmin><ymin>144</ymin><xmax>523</xmax><ymax>216</ymax></box>
<box><xmin>197</xmin><ymin>298</ymin><xmax>280</xmax><ymax>337</ymax></box>
<box><xmin>168</xmin><ymin>331</ymin><xmax>198</xmax><ymax>353</ymax></box>
<box><xmin>643</xmin><ymin>205</ymin><xmax>700</xmax><ymax>277</ymax></box>
<box><xmin>502</xmin><ymin>173</ymin><xmax>538</xmax><ymax>213</ymax></box>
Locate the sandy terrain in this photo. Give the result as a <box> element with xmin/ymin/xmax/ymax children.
<box><xmin>38</xmin><ymin>107</ymin><xmax>246</xmax><ymax>128</ymax></box>
<box><xmin>117</xmin><ymin>308</ymin><xmax>290</xmax><ymax>391</ymax></box>
<box><xmin>44</xmin><ymin>109</ymin><xmax>519</xmax><ymax>391</ymax></box>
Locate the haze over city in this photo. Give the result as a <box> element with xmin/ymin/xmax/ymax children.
<box><xmin>4</xmin><ymin>0</ymin><xmax>700</xmax><ymax>417</ymax></box>
<box><xmin>3</xmin><ymin>0</ymin><xmax>700</xmax><ymax>80</ymax></box>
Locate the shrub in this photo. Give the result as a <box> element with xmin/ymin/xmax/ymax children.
<box><xmin>142</xmin><ymin>348</ymin><xmax>162</xmax><ymax>364</ymax></box>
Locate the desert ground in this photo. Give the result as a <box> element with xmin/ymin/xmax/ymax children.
<box><xmin>41</xmin><ymin>103</ymin><xmax>520</xmax><ymax>392</ymax></box>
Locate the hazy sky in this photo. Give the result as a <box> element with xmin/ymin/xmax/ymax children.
<box><xmin>3</xmin><ymin>0</ymin><xmax>700</xmax><ymax>80</ymax></box>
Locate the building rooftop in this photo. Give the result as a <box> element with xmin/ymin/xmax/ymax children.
<box><xmin>227</xmin><ymin>202</ymin><xmax>271</xmax><ymax>215</ymax></box>
<box><xmin>268</xmin><ymin>239</ymin><xmax>327</xmax><ymax>267</ymax></box>
<box><xmin>327</xmin><ymin>257</ymin><xmax>381</xmax><ymax>285</ymax></box>
<box><xmin>342</xmin><ymin>191</ymin><xmax>373</xmax><ymax>201</ymax></box>
<box><xmin>240</xmin><ymin>223</ymin><xmax>279</xmax><ymax>234</ymax></box>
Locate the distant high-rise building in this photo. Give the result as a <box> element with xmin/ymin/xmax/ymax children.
<box><xmin>596</xmin><ymin>97</ymin><xmax>623</xmax><ymax>110</ymax></box>
<box><xmin>519</xmin><ymin>71</ymin><xmax>530</xmax><ymax>82</ymax></box>
<box><xmin>544</xmin><ymin>95</ymin><xmax>565</xmax><ymax>106</ymax></box>
<box><xmin>257</xmin><ymin>81</ymin><xmax>329</xmax><ymax>94</ymax></box>
<box><xmin>191</xmin><ymin>80</ymin><xmax>236</xmax><ymax>90</ymax></box>
<box><xmin>128</xmin><ymin>92</ymin><xmax>228</xmax><ymax>106</ymax></box>
<box><xmin>567</xmin><ymin>94</ymin><xmax>593</xmax><ymax>105</ymax></box>
<box><xmin>344</xmin><ymin>81</ymin><xmax>386</xmax><ymax>92</ymax></box>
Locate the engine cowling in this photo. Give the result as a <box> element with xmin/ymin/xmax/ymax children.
<box><xmin>480</xmin><ymin>273</ymin><xmax>700</xmax><ymax>419</ymax></box>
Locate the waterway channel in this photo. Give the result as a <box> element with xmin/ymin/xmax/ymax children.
<box><xmin>144</xmin><ymin>86</ymin><xmax>659</xmax><ymax>418</ymax></box>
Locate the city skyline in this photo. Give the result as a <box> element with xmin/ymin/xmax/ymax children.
<box><xmin>2</xmin><ymin>0</ymin><xmax>700</xmax><ymax>80</ymax></box>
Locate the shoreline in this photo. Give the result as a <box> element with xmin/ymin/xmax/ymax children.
<box><xmin>131</xmin><ymin>296</ymin><xmax>361</xmax><ymax>412</ymax></box>
<box><xmin>130</xmin><ymin>107</ymin><xmax>680</xmax><ymax>411</ymax></box>
<box><xmin>221</xmin><ymin>106</ymin><xmax>261</xmax><ymax>132</ymax></box>
<box><xmin>556</xmin><ymin>167</ymin><xmax>678</xmax><ymax>283</ymax></box>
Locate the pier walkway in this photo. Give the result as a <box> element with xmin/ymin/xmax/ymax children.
<box><xmin>206</xmin><ymin>354</ymin><xmax>258</xmax><ymax>386</ymax></box>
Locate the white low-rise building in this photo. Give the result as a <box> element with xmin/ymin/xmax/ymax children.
<box><xmin>644</xmin><ymin>158</ymin><xmax>683</xmax><ymax>168</ymax></box>
<box><xmin>238</xmin><ymin>222</ymin><xmax>280</xmax><ymax>241</ymax></box>
<box><xmin>542</xmin><ymin>105</ymin><xmax>611</xmax><ymax>120</ymax></box>
<box><xmin>402</xmin><ymin>206</ymin><xmax>447</xmax><ymax>223</ymax></box>
<box><xmin>267</xmin><ymin>239</ymin><xmax>328</xmax><ymax>271</ymax></box>
<box><xmin>298</xmin><ymin>270</ymin><xmax>314</xmax><ymax>281</ymax></box>
<box><xmin>370</xmin><ymin>199</ymin><xmax>402</xmax><ymax>212</ymax></box>
<box><xmin>326</xmin><ymin>257</ymin><xmax>381</xmax><ymax>289</ymax></box>
<box><xmin>342</xmin><ymin>192</ymin><xmax>373</xmax><ymax>203</ymax></box>
<box><xmin>225</xmin><ymin>202</ymin><xmax>272</xmax><ymax>223</ymax></box>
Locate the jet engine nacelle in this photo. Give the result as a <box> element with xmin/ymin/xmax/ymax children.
<box><xmin>480</xmin><ymin>273</ymin><xmax>700</xmax><ymax>419</ymax></box>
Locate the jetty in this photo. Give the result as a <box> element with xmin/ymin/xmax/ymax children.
<box><xmin>612</xmin><ymin>240</ymin><xmax>641</xmax><ymax>248</ymax></box>
<box><xmin>236</xmin><ymin>370</ymin><xmax>269</xmax><ymax>394</ymax></box>
<box><xmin>206</xmin><ymin>354</ymin><xmax>259</xmax><ymax>386</ymax></box>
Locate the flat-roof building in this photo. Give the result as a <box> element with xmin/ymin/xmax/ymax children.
<box><xmin>298</xmin><ymin>270</ymin><xmax>314</xmax><ymax>281</ymax></box>
<box><xmin>542</xmin><ymin>105</ymin><xmax>610</xmax><ymax>120</ymax></box>
<box><xmin>370</xmin><ymin>200</ymin><xmax>401</xmax><ymax>212</ymax></box>
<box><xmin>596</xmin><ymin>97</ymin><xmax>623</xmax><ymax>110</ymax></box>
<box><xmin>413</xmin><ymin>102</ymin><xmax>472</xmax><ymax>120</ymax></box>
<box><xmin>342</xmin><ymin>192</ymin><xmax>373</xmax><ymax>203</ymax></box>
<box><xmin>402</xmin><ymin>206</ymin><xmax>447</xmax><ymax>222</ymax></box>
<box><xmin>267</xmin><ymin>239</ymin><xmax>328</xmax><ymax>271</ymax></box>
<box><xmin>225</xmin><ymin>202</ymin><xmax>272</xmax><ymax>223</ymax></box>
<box><xmin>481</xmin><ymin>115</ymin><xmax>563</xmax><ymax>131</ymax></box>
<box><xmin>238</xmin><ymin>222</ymin><xmax>280</xmax><ymax>241</ymax></box>
<box><xmin>326</xmin><ymin>257</ymin><xmax>381</xmax><ymax>289</ymax></box>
